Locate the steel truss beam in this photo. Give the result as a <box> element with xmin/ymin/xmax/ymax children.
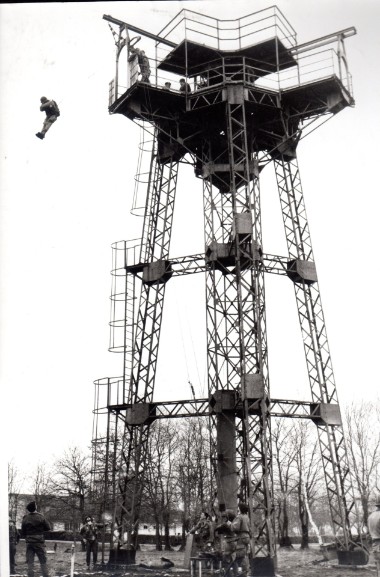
<box><xmin>94</xmin><ymin>120</ymin><xmax>359</xmax><ymax>570</ymax></box>
<box><xmin>108</xmin><ymin>397</ymin><xmax>322</xmax><ymax>421</ymax></box>
<box><xmin>125</xmin><ymin>95</ymin><xmax>338</xmax><ymax>200</ymax></box>
<box><xmin>113</xmin><ymin>137</ymin><xmax>180</xmax><ymax>552</ymax></box>
<box><xmin>201</xmin><ymin>93</ymin><xmax>275</xmax><ymax>562</ymax></box>
<box><xmin>127</xmin><ymin>252</ymin><xmax>292</xmax><ymax>278</ymax></box>
<box><xmin>274</xmin><ymin>156</ymin><xmax>358</xmax><ymax>549</ymax></box>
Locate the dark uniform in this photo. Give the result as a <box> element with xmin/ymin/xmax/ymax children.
<box><xmin>80</xmin><ymin>518</ymin><xmax>99</xmax><ymax>568</ymax></box>
<box><xmin>215</xmin><ymin>510</ymin><xmax>239</xmax><ymax>577</ymax></box>
<box><xmin>36</xmin><ymin>97</ymin><xmax>60</xmax><ymax>140</ymax></box>
<box><xmin>9</xmin><ymin>518</ymin><xmax>20</xmax><ymax>574</ymax></box>
<box><xmin>21</xmin><ymin>507</ymin><xmax>51</xmax><ymax>577</ymax></box>
<box><xmin>130</xmin><ymin>47</ymin><xmax>151</xmax><ymax>83</ymax></box>
<box><xmin>189</xmin><ymin>513</ymin><xmax>214</xmax><ymax>551</ymax></box>
<box><xmin>179</xmin><ymin>79</ymin><xmax>191</xmax><ymax>93</ymax></box>
<box><xmin>231</xmin><ymin>511</ymin><xmax>251</xmax><ymax>575</ymax></box>
<box><xmin>138</xmin><ymin>52</ymin><xmax>151</xmax><ymax>83</ymax></box>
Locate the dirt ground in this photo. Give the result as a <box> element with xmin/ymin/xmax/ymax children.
<box><xmin>11</xmin><ymin>541</ymin><xmax>378</xmax><ymax>577</ymax></box>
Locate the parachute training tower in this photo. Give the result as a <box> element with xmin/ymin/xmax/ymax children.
<box><xmin>91</xmin><ymin>7</ymin><xmax>365</xmax><ymax>575</ymax></box>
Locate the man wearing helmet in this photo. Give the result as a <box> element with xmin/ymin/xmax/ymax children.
<box><xmin>214</xmin><ymin>509</ymin><xmax>239</xmax><ymax>576</ymax></box>
<box><xmin>231</xmin><ymin>503</ymin><xmax>251</xmax><ymax>576</ymax></box>
<box><xmin>80</xmin><ymin>516</ymin><xmax>99</xmax><ymax>570</ymax></box>
<box><xmin>369</xmin><ymin>496</ymin><xmax>380</xmax><ymax>575</ymax></box>
<box><xmin>36</xmin><ymin>96</ymin><xmax>60</xmax><ymax>140</ymax></box>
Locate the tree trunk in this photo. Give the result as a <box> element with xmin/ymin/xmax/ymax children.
<box><xmin>301</xmin><ymin>468</ymin><xmax>322</xmax><ymax>547</ymax></box>
<box><xmin>300</xmin><ymin>522</ymin><xmax>309</xmax><ymax>549</ymax></box>
<box><xmin>298</xmin><ymin>485</ymin><xmax>309</xmax><ymax>549</ymax></box>
<box><xmin>163</xmin><ymin>514</ymin><xmax>172</xmax><ymax>551</ymax></box>
<box><xmin>179</xmin><ymin>518</ymin><xmax>189</xmax><ymax>551</ymax></box>
<box><xmin>279</xmin><ymin>496</ymin><xmax>293</xmax><ymax>548</ymax></box>
<box><xmin>79</xmin><ymin>492</ymin><xmax>85</xmax><ymax>519</ymax></box>
<box><xmin>362</xmin><ymin>494</ymin><xmax>369</xmax><ymax>529</ymax></box>
<box><xmin>155</xmin><ymin>520</ymin><xmax>162</xmax><ymax>551</ymax></box>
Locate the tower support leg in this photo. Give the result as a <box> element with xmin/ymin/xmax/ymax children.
<box><xmin>274</xmin><ymin>155</ymin><xmax>359</xmax><ymax>557</ymax></box>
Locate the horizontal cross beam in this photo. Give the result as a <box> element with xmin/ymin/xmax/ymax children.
<box><xmin>103</xmin><ymin>14</ymin><xmax>177</xmax><ymax>48</ymax></box>
<box><xmin>125</xmin><ymin>252</ymin><xmax>292</xmax><ymax>278</ymax></box>
<box><xmin>108</xmin><ymin>396</ymin><xmax>320</xmax><ymax>422</ymax></box>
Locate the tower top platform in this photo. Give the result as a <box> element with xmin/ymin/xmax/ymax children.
<box><xmin>155</xmin><ymin>7</ymin><xmax>297</xmax><ymax>77</ymax></box>
<box><xmin>156</xmin><ymin>7</ymin><xmax>296</xmax><ymax>53</ymax></box>
<box><xmin>105</xmin><ymin>6</ymin><xmax>356</xmax><ymax>158</ymax></box>
<box><xmin>157</xmin><ymin>37</ymin><xmax>295</xmax><ymax>78</ymax></box>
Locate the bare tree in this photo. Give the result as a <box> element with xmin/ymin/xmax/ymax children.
<box><xmin>344</xmin><ymin>400</ymin><xmax>380</xmax><ymax>529</ymax></box>
<box><xmin>174</xmin><ymin>418</ymin><xmax>212</xmax><ymax>549</ymax></box>
<box><xmin>8</xmin><ymin>461</ymin><xmax>25</xmax><ymax>520</ymax></box>
<box><xmin>28</xmin><ymin>462</ymin><xmax>52</xmax><ymax>513</ymax></box>
<box><xmin>50</xmin><ymin>446</ymin><xmax>91</xmax><ymax>528</ymax></box>
<box><xmin>143</xmin><ymin>420</ymin><xmax>180</xmax><ymax>550</ymax></box>
<box><xmin>291</xmin><ymin>421</ymin><xmax>323</xmax><ymax>548</ymax></box>
<box><xmin>272</xmin><ymin>419</ymin><xmax>298</xmax><ymax>548</ymax></box>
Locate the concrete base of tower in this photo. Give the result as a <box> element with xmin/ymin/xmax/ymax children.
<box><xmin>337</xmin><ymin>548</ymin><xmax>369</xmax><ymax>566</ymax></box>
<box><xmin>108</xmin><ymin>548</ymin><xmax>136</xmax><ymax>566</ymax></box>
<box><xmin>250</xmin><ymin>556</ymin><xmax>277</xmax><ymax>576</ymax></box>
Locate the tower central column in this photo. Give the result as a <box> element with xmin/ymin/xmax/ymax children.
<box><xmin>203</xmin><ymin>88</ymin><xmax>275</xmax><ymax>574</ymax></box>
<box><xmin>216</xmin><ymin>411</ymin><xmax>238</xmax><ymax>510</ymax></box>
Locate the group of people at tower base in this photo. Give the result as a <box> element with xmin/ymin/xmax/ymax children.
<box><xmin>8</xmin><ymin>501</ymin><xmax>102</xmax><ymax>576</ymax></box>
<box><xmin>9</xmin><ymin>496</ymin><xmax>380</xmax><ymax>575</ymax></box>
<box><xmin>189</xmin><ymin>498</ymin><xmax>380</xmax><ymax>577</ymax></box>
<box><xmin>189</xmin><ymin>502</ymin><xmax>251</xmax><ymax>577</ymax></box>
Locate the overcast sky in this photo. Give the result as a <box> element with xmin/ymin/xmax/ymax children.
<box><xmin>1</xmin><ymin>0</ymin><xmax>379</xmax><ymax>491</ymax></box>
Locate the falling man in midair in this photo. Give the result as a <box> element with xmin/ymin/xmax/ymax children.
<box><xmin>36</xmin><ymin>96</ymin><xmax>60</xmax><ymax>140</ymax></box>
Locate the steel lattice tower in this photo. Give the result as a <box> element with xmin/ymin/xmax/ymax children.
<box><xmin>91</xmin><ymin>7</ymin><xmax>364</xmax><ymax>575</ymax></box>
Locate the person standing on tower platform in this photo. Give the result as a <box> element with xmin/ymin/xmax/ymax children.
<box><xmin>36</xmin><ymin>97</ymin><xmax>60</xmax><ymax>140</ymax></box>
<box><xmin>129</xmin><ymin>46</ymin><xmax>151</xmax><ymax>83</ymax></box>
<box><xmin>21</xmin><ymin>501</ymin><xmax>51</xmax><ymax>577</ymax></box>
<box><xmin>179</xmin><ymin>78</ymin><xmax>191</xmax><ymax>94</ymax></box>
<box><xmin>368</xmin><ymin>496</ymin><xmax>380</xmax><ymax>576</ymax></box>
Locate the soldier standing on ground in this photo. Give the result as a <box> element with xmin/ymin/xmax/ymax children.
<box><xmin>9</xmin><ymin>516</ymin><xmax>20</xmax><ymax>575</ymax></box>
<box><xmin>80</xmin><ymin>516</ymin><xmax>99</xmax><ymax>570</ymax></box>
<box><xmin>21</xmin><ymin>501</ymin><xmax>51</xmax><ymax>577</ymax></box>
<box><xmin>189</xmin><ymin>510</ymin><xmax>214</xmax><ymax>552</ymax></box>
<box><xmin>369</xmin><ymin>496</ymin><xmax>380</xmax><ymax>576</ymax></box>
<box><xmin>215</xmin><ymin>509</ymin><xmax>239</xmax><ymax>577</ymax></box>
<box><xmin>36</xmin><ymin>96</ymin><xmax>60</xmax><ymax>140</ymax></box>
<box><xmin>231</xmin><ymin>503</ymin><xmax>251</xmax><ymax>576</ymax></box>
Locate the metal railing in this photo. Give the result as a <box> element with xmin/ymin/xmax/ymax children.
<box><xmin>107</xmin><ymin>7</ymin><xmax>354</xmax><ymax>106</ymax></box>
<box><xmin>156</xmin><ymin>6</ymin><xmax>296</xmax><ymax>55</ymax></box>
<box><xmin>255</xmin><ymin>46</ymin><xmax>353</xmax><ymax>94</ymax></box>
<box><xmin>109</xmin><ymin>45</ymin><xmax>353</xmax><ymax>108</ymax></box>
